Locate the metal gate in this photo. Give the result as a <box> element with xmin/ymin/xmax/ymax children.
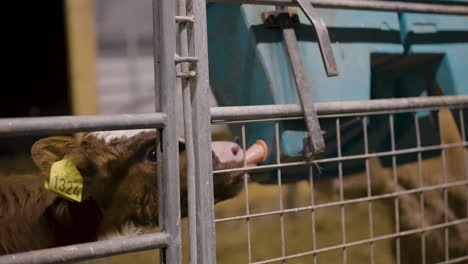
<box><xmin>211</xmin><ymin>96</ymin><xmax>468</xmax><ymax>264</ymax></box>
<box><xmin>1</xmin><ymin>0</ymin><xmax>468</xmax><ymax>264</ymax></box>
<box><xmin>0</xmin><ymin>1</ymin><xmax>184</xmax><ymax>262</ymax></box>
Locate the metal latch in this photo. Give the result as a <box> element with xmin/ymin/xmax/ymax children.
<box><xmin>263</xmin><ymin>3</ymin><xmax>338</xmax><ymax>158</ymax></box>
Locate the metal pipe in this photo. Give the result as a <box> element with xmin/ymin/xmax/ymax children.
<box><xmin>175</xmin><ymin>16</ymin><xmax>195</xmax><ymax>23</ymax></box>
<box><xmin>175</xmin><ymin>56</ymin><xmax>199</xmax><ymax>64</ymax></box>
<box><xmin>177</xmin><ymin>71</ymin><xmax>197</xmax><ymax>78</ymax></box>
<box><xmin>362</xmin><ymin>115</ymin><xmax>375</xmax><ymax>264</ymax></box>
<box><xmin>182</xmin><ymin>73</ymin><xmax>198</xmax><ymax>264</ymax></box>
<box><xmin>241</xmin><ymin>124</ymin><xmax>254</xmax><ymax>262</ymax></box>
<box><xmin>191</xmin><ymin>0</ymin><xmax>217</xmax><ymax>262</ymax></box>
<box><xmin>0</xmin><ymin>232</ymin><xmax>171</xmax><ymax>264</ymax></box>
<box><xmin>153</xmin><ymin>0</ymin><xmax>182</xmax><ymax>262</ymax></box>
<box><xmin>211</xmin><ymin>95</ymin><xmax>468</xmax><ymax>121</ymax></box>
<box><xmin>177</xmin><ymin>0</ymin><xmax>198</xmax><ymax>261</ymax></box>
<box><xmin>212</xmin><ymin>141</ymin><xmax>468</xmax><ymax>174</ymax></box>
<box><xmin>0</xmin><ymin>113</ymin><xmax>167</xmax><ymax>136</ymax></box>
<box><xmin>389</xmin><ymin>114</ymin><xmax>402</xmax><ymax>264</ymax></box>
<box><xmin>208</xmin><ymin>0</ymin><xmax>468</xmax><ymax>16</ymax></box>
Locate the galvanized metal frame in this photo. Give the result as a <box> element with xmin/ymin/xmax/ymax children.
<box><xmin>211</xmin><ymin>95</ymin><xmax>468</xmax><ymax>264</ymax></box>
<box><xmin>0</xmin><ymin>0</ymin><xmax>182</xmax><ymax>263</ymax></box>
<box><xmin>190</xmin><ymin>0</ymin><xmax>218</xmax><ymax>263</ymax></box>
<box><xmin>0</xmin><ymin>113</ymin><xmax>167</xmax><ymax>137</ymax></box>
<box><xmin>0</xmin><ymin>233</ymin><xmax>171</xmax><ymax>264</ymax></box>
<box><xmin>211</xmin><ymin>95</ymin><xmax>468</xmax><ymax>122</ymax></box>
<box><xmin>174</xmin><ymin>0</ymin><xmax>216</xmax><ymax>262</ymax></box>
<box><xmin>176</xmin><ymin>0</ymin><xmax>198</xmax><ymax>262</ymax></box>
<box><xmin>1</xmin><ymin>0</ymin><xmax>467</xmax><ymax>263</ymax></box>
<box><xmin>153</xmin><ymin>0</ymin><xmax>182</xmax><ymax>262</ymax></box>
<box><xmin>0</xmin><ymin>106</ymin><xmax>180</xmax><ymax>261</ymax></box>
<box><xmin>208</xmin><ymin>0</ymin><xmax>468</xmax><ymax>16</ymax></box>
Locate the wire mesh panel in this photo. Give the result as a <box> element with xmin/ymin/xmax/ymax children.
<box><xmin>211</xmin><ymin>96</ymin><xmax>468</xmax><ymax>264</ymax></box>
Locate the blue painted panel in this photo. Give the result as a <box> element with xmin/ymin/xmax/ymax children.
<box><xmin>208</xmin><ymin>4</ymin><xmax>403</xmax><ymax>167</ymax></box>
<box><xmin>400</xmin><ymin>13</ymin><xmax>468</xmax><ymax>95</ymax></box>
<box><xmin>207</xmin><ymin>4</ymin><xmax>468</xmax><ymax>181</ymax></box>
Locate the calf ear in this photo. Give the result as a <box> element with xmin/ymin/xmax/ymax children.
<box><xmin>31</xmin><ymin>136</ymin><xmax>81</xmax><ymax>175</ymax></box>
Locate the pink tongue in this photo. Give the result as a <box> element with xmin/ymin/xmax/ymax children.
<box><xmin>245</xmin><ymin>140</ymin><xmax>268</xmax><ymax>165</ymax></box>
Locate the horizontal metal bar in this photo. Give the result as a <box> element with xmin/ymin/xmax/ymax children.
<box><xmin>211</xmin><ymin>95</ymin><xmax>468</xmax><ymax>122</ymax></box>
<box><xmin>249</xmin><ymin>218</ymin><xmax>468</xmax><ymax>264</ymax></box>
<box><xmin>0</xmin><ymin>232</ymin><xmax>171</xmax><ymax>264</ymax></box>
<box><xmin>177</xmin><ymin>71</ymin><xmax>197</xmax><ymax>78</ymax></box>
<box><xmin>212</xmin><ymin>105</ymin><xmax>468</xmax><ymax>124</ymax></box>
<box><xmin>175</xmin><ymin>56</ymin><xmax>199</xmax><ymax>64</ymax></box>
<box><xmin>175</xmin><ymin>15</ymin><xmax>194</xmax><ymax>23</ymax></box>
<box><xmin>215</xmin><ymin>179</ymin><xmax>468</xmax><ymax>222</ymax></box>
<box><xmin>0</xmin><ymin>113</ymin><xmax>167</xmax><ymax>136</ymax></box>
<box><xmin>213</xmin><ymin>141</ymin><xmax>467</xmax><ymax>175</ymax></box>
<box><xmin>435</xmin><ymin>255</ymin><xmax>468</xmax><ymax>264</ymax></box>
<box><xmin>208</xmin><ymin>0</ymin><xmax>468</xmax><ymax>15</ymax></box>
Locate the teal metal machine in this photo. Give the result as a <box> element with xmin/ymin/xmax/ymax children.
<box><xmin>207</xmin><ymin>2</ymin><xmax>468</xmax><ymax>181</ymax></box>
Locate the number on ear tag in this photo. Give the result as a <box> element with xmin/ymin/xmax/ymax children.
<box><xmin>44</xmin><ymin>156</ymin><xmax>83</xmax><ymax>202</ymax></box>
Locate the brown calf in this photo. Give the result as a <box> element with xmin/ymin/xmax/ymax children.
<box><xmin>0</xmin><ymin>130</ymin><xmax>246</xmax><ymax>254</ymax></box>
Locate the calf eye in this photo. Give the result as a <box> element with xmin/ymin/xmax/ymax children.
<box><xmin>147</xmin><ymin>148</ymin><xmax>158</xmax><ymax>163</ymax></box>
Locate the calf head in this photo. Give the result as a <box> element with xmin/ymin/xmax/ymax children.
<box><xmin>32</xmin><ymin>130</ymin><xmax>246</xmax><ymax>239</ymax></box>
<box><xmin>211</xmin><ymin>141</ymin><xmax>245</xmax><ymax>203</ymax></box>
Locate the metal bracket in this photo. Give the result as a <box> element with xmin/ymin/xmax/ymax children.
<box><xmin>296</xmin><ymin>0</ymin><xmax>338</xmax><ymax>77</ymax></box>
<box><xmin>263</xmin><ymin>9</ymin><xmax>300</xmax><ymax>27</ymax></box>
<box><xmin>263</xmin><ymin>6</ymin><xmax>338</xmax><ymax>158</ymax></box>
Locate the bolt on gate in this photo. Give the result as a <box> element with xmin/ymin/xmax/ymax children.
<box><xmin>1</xmin><ymin>1</ymin><xmax>468</xmax><ymax>264</ymax></box>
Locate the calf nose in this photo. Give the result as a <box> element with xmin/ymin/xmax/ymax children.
<box><xmin>212</xmin><ymin>141</ymin><xmax>244</xmax><ymax>164</ymax></box>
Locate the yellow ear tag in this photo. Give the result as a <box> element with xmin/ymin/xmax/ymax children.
<box><xmin>44</xmin><ymin>156</ymin><xmax>83</xmax><ymax>202</ymax></box>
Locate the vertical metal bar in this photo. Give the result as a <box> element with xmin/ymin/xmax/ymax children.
<box><xmin>191</xmin><ymin>0</ymin><xmax>216</xmax><ymax>262</ymax></box>
<box><xmin>240</xmin><ymin>125</ymin><xmax>253</xmax><ymax>264</ymax></box>
<box><xmin>278</xmin><ymin>6</ymin><xmax>325</xmax><ymax>155</ymax></box>
<box><xmin>275</xmin><ymin>122</ymin><xmax>286</xmax><ymax>262</ymax></box>
<box><xmin>414</xmin><ymin>112</ymin><xmax>426</xmax><ymax>264</ymax></box>
<box><xmin>177</xmin><ymin>0</ymin><xmax>198</xmax><ymax>262</ymax></box>
<box><xmin>308</xmin><ymin>165</ymin><xmax>318</xmax><ymax>264</ymax></box>
<box><xmin>336</xmin><ymin>118</ymin><xmax>347</xmax><ymax>264</ymax></box>
<box><xmin>438</xmin><ymin>110</ymin><xmax>450</xmax><ymax>261</ymax></box>
<box><xmin>460</xmin><ymin>109</ymin><xmax>468</xmax><ymax>258</ymax></box>
<box><xmin>363</xmin><ymin>116</ymin><xmax>375</xmax><ymax>264</ymax></box>
<box><xmin>183</xmin><ymin>81</ymin><xmax>198</xmax><ymax>264</ymax></box>
<box><xmin>307</xmin><ymin>117</ymin><xmax>318</xmax><ymax>264</ymax></box>
<box><xmin>389</xmin><ymin>114</ymin><xmax>401</xmax><ymax>264</ymax></box>
<box><xmin>459</xmin><ymin>109</ymin><xmax>468</xmax><ymax>258</ymax></box>
<box><xmin>153</xmin><ymin>0</ymin><xmax>182</xmax><ymax>263</ymax></box>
